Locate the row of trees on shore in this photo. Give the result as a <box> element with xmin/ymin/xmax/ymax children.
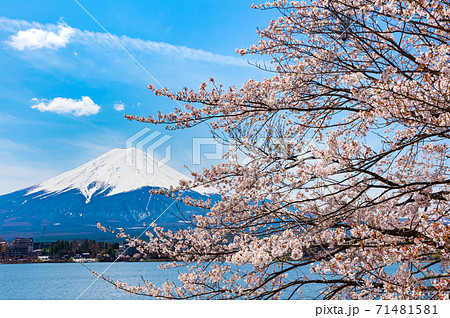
<box><xmin>46</xmin><ymin>240</ymin><xmax>119</xmax><ymax>260</ymax></box>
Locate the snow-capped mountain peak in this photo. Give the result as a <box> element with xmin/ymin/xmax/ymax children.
<box><xmin>27</xmin><ymin>148</ymin><xmax>215</xmax><ymax>203</ymax></box>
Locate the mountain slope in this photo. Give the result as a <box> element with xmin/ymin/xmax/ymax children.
<box><xmin>27</xmin><ymin>148</ymin><xmax>215</xmax><ymax>203</ymax></box>
<box><xmin>0</xmin><ymin>148</ymin><xmax>218</xmax><ymax>240</ymax></box>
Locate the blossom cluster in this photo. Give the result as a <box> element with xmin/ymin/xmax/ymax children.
<box><xmin>98</xmin><ymin>0</ymin><xmax>450</xmax><ymax>299</ymax></box>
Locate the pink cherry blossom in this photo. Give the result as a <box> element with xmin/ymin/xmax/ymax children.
<box><xmin>95</xmin><ymin>0</ymin><xmax>450</xmax><ymax>299</ymax></box>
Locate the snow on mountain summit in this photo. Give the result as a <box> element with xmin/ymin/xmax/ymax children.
<box><xmin>27</xmin><ymin>148</ymin><xmax>216</xmax><ymax>203</ymax></box>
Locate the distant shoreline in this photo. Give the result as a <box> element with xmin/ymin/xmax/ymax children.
<box><xmin>0</xmin><ymin>258</ymin><xmax>173</xmax><ymax>265</ymax></box>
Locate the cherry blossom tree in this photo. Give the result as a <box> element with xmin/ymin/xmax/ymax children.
<box><xmin>99</xmin><ymin>0</ymin><xmax>450</xmax><ymax>299</ymax></box>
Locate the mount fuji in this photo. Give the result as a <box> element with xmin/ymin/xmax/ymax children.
<box><xmin>0</xmin><ymin>148</ymin><xmax>218</xmax><ymax>241</ymax></box>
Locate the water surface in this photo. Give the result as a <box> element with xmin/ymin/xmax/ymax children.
<box><xmin>0</xmin><ymin>262</ymin><xmax>177</xmax><ymax>300</ymax></box>
<box><xmin>3</xmin><ymin>261</ymin><xmax>432</xmax><ymax>299</ymax></box>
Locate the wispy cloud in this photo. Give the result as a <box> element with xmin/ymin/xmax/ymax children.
<box><xmin>0</xmin><ymin>112</ymin><xmax>21</xmax><ymax>124</ymax></box>
<box><xmin>0</xmin><ymin>17</ymin><xmax>41</xmax><ymax>33</ymax></box>
<box><xmin>0</xmin><ymin>162</ymin><xmax>59</xmax><ymax>195</ymax></box>
<box><xmin>0</xmin><ymin>139</ymin><xmax>60</xmax><ymax>194</ymax></box>
<box><xmin>31</xmin><ymin>96</ymin><xmax>100</xmax><ymax>116</ymax></box>
<box><xmin>8</xmin><ymin>24</ymin><xmax>74</xmax><ymax>50</ymax></box>
<box><xmin>113</xmin><ymin>102</ymin><xmax>125</xmax><ymax>111</ymax></box>
<box><xmin>0</xmin><ymin>17</ymin><xmax>247</xmax><ymax>66</ymax></box>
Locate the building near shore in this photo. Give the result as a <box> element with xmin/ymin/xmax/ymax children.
<box><xmin>5</xmin><ymin>238</ymin><xmax>34</xmax><ymax>259</ymax></box>
<box><xmin>0</xmin><ymin>240</ymin><xmax>6</xmax><ymax>258</ymax></box>
<box><xmin>12</xmin><ymin>238</ymin><xmax>33</xmax><ymax>247</ymax></box>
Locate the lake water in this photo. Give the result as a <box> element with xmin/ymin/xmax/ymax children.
<box><xmin>0</xmin><ymin>262</ymin><xmax>178</xmax><ymax>300</ymax></box>
<box><xmin>0</xmin><ymin>262</ymin><xmax>324</xmax><ymax>300</ymax></box>
<box><xmin>2</xmin><ymin>262</ymin><xmax>439</xmax><ymax>300</ymax></box>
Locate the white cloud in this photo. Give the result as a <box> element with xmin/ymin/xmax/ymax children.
<box><xmin>8</xmin><ymin>24</ymin><xmax>74</xmax><ymax>50</ymax></box>
<box><xmin>1</xmin><ymin>17</ymin><xmax>247</xmax><ymax>66</ymax></box>
<box><xmin>0</xmin><ymin>17</ymin><xmax>40</xmax><ymax>33</ymax></box>
<box><xmin>31</xmin><ymin>96</ymin><xmax>100</xmax><ymax>116</ymax></box>
<box><xmin>113</xmin><ymin>103</ymin><xmax>125</xmax><ymax>111</ymax></box>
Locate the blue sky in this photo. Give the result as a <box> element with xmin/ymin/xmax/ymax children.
<box><xmin>0</xmin><ymin>0</ymin><xmax>273</xmax><ymax>194</ymax></box>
